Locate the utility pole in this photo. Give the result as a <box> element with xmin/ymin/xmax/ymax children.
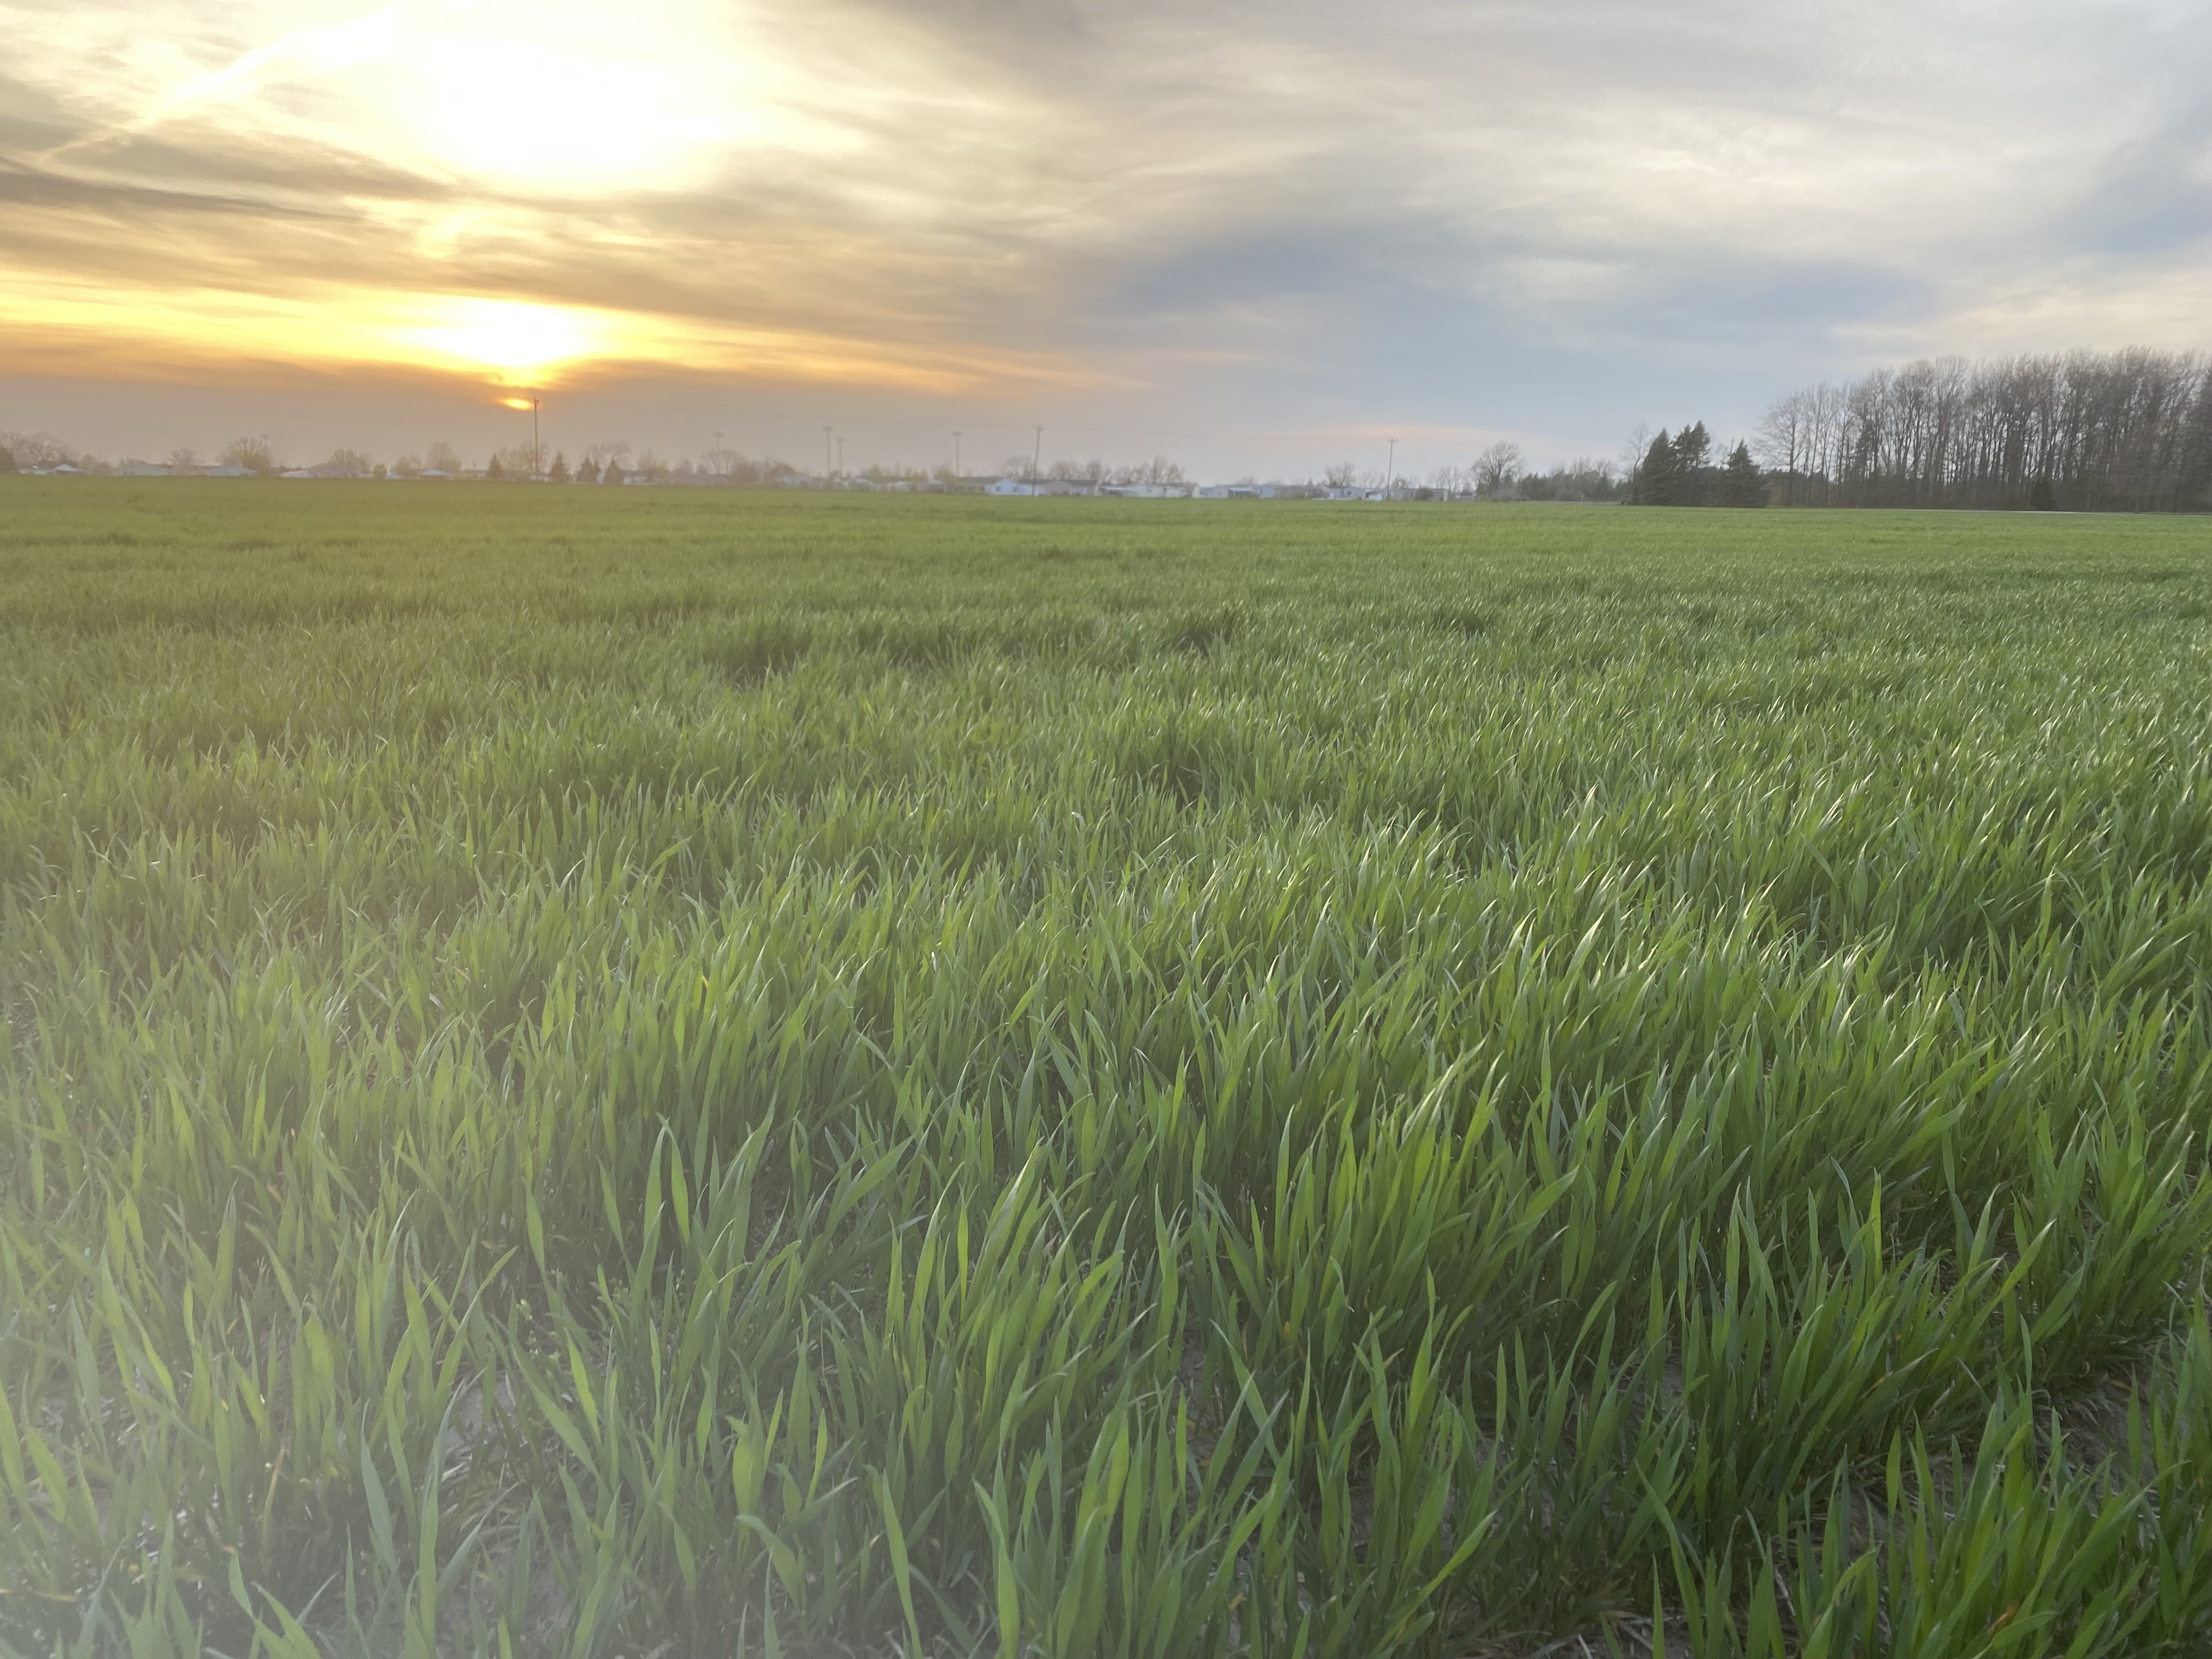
<box><xmin>1031</xmin><ymin>424</ymin><xmax>1043</xmax><ymax>485</ymax></box>
<box><xmin>533</xmin><ymin>397</ymin><xmax>541</xmax><ymax>475</ymax></box>
<box><xmin>1385</xmin><ymin>437</ymin><xmax>1397</xmax><ymax>498</ymax></box>
<box><xmin>836</xmin><ymin>435</ymin><xmax>844</xmax><ymax>477</ymax></box>
<box><xmin>952</xmin><ymin>431</ymin><xmax>962</xmax><ymax>477</ymax></box>
<box><xmin>713</xmin><ymin>431</ymin><xmax>723</xmax><ymax>478</ymax></box>
<box><xmin>823</xmin><ymin>425</ymin><xmax>833</xmax><ymax>482</ymax></box>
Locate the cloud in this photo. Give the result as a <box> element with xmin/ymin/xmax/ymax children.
<box><xmin>0</xmin><ymin>0</ymin><xmax>2204</xmax><ymax>469</ymax></box>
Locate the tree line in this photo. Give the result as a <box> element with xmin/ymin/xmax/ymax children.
<box><xmin>1756</xmin><ymin>348</ymin><xmax>2212</xmax><ymax>511</ymax></box>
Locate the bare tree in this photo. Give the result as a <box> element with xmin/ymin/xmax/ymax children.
<box><xmin>1754</xmin><ymin>391</ymin><xmax>1810</xmax><ymax>506</ymax></box>
<box><xmin>3</xmin><ymin>431</ymin><xmax>77</xmax><ymax>469</ymax></box>
<box><xmin>221</xmin><ymin>436</ymin><xmax>275</xmax><ymax>474</ymax></box>
<box><xmin>1617</xmin><ymin>424</ymin><xmax>1652</xmax><ymax>495</ymax></box>
<box><xmin>167</xmin><ymin>447</ymin><xmax>201</xmax><ymax>473</ymax></box>
<box><xmin>425</xmin><ymin>441</ymin><xmax>463</xmax><ymax>473</ymax></box>
<box><xmin>1762</xmin><ymin>348</ymin><xmax>2211</xmax><ymax>511</ymax></box>
<box><xmin>1474</xmin><ymin>441</ymin><xmax>1523</xmax><ymax>499</ymax></box>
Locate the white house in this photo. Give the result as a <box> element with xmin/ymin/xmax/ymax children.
<box><xmin>201</xmin><ymin>465</ymin><xmax>253</xmax><ymax>478</ymax></box>
<box><xmin>986</xmin><ymin>477</ymin><xmax>1036</xmax><ymax>495</ymax></box>
<box><xmin>116</xmin><ymin>460</ymin><xmax>172</xmax><ymax>477</ymax></box>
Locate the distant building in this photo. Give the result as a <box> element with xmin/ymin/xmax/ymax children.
<box><xmin>280</xmin><ymin>469</ymin><xmax>317</xmax><ymax>479</ymax></box>
<box><xmin>417</xmin><ymin>469</ymin><xmax>454</xmax><ymax>481</ymax></box>
<box><xmin>986</xmin><ymin>477</ymin><xmax>1036</xmax><ymax>495</ymax></box>
<box><xmin>201</xmin><ymin>465</ymin><xmax>253</xmax><ymax>478</ymax></box>
<box><xmin>115</xmin><ymin>460</ymin><xmax>172</xmax><ymax>477</ymax></box>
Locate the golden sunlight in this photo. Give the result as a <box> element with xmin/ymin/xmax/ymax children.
<box><xmin>0</xmin><ymin>267</ymin><xmax>1102</xmax><ymax>395</ymax></box>
<box><xmin>405</xmin><ymin>32</ymin><xmax>750</xmax><ymax>189</ymax></box>
<box><xmin>404</xmin><ymin>297</ymin><xmax>603</xmax><ymax>380</ymax></box>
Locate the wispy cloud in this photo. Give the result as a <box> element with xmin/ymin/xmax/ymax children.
<box><xmin>0</xmin><ymin>0</ymin><xmax>2204</xmax><ymax>464</ymax></box>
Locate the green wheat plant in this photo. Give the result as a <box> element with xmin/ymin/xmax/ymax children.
<box><xmin>2</xmin><ymin>480</ymin><xmax>2210</xmax><ymax>1655</ymax></box>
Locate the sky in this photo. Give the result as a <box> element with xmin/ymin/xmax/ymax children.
<box><xmin>2</xmin><ymin>0</ymin><xmax>2207</xmax><ymax>479</ymax></box>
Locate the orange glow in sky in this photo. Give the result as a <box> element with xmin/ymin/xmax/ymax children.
<box><xmin>7</xmin><ymin>0</ymin><xmax>2205</xmax><ymax>469</ymax></box>
<box><xmin>0</xmin><ymin>0</ymin><xmax>1060</xmax><ymax>397</ymax></box>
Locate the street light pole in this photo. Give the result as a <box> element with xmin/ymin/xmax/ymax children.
<box><xmin>1031</xmin><ymin>425</ymin><xmax>1043</xmax><ymax>486</ymax></box>
<box><xmin>1385</xmin><ymin>437</ymin><xmax>1397</xmax><ymax>498</ymax></box>
<box><xmin>823</xmin><ymin>426</ymin><xmax>833</xmax><ymax>482</ymax></box>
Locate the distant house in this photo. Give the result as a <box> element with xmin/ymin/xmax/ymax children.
<box><xmin>201</xmin><ymin>465</ymin><xmax>253</xmax><ymax>478</ymax></box>
<box><xmin>1099</xmin><ymin>482</ymin><xmax>1193</xmax><ymax>499</ymax></box>
<box><xmin>986</xmin><ymin>478</ymin><xmax>1036</xmax><ymax>495</ymax></box>
<box><xmin>417</xmin><ymin>469</ymin><xmax>454</xmax><ymax>481</ymax></box>
<box><xmin>1197</xmin><ymin>484</ymin><xmax>1261</xmax><ymax>499</ymax></box>
<box><xmin>280</xmin><ymin>469</ymin><xmax>317</xmax><ymax>479</ymax></box>
<box><xmin>116</xmin><ymin>460</ymin><xmax>172</xmax><ymax>477</ymax></box>
<box><xmin>1324</xmin><ymin>487</ymin><xmax>1365</xmax><ymax>500</ymax></box>
<box><xmin>41</xmin><ymin>464</ymin><xmax>84</xmax><ymax>476</ymax></box>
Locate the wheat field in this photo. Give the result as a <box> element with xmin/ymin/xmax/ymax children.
<box><xmin>3</xmin><ymin>482</ymin><xmax>2211</xmax><ymax>1657</ymax></box>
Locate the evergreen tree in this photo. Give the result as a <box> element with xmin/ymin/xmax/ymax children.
<box><xmin>550</xmin><ymin>452</ymin><xmax>570</xmax><ymax>483</ymax></box>
<box><xmin>578</xmin><ymin>456</ymin><xmax>600</xmax><ymax>484</ymax></box>
<box><xmin>1637</xmin><ymin>430</ymin><xmax>1686</xmax><ymax>506</ymax></box>
<box><xmin>1721</xmin><ymin>441</ymin><xmax>1767</xmax><ymax>507</ymax></box>
<box><xmin>487</xmin><ymin>455</ymin><xmax>505</xmax><ymax>481</ymax></box>
<box><xmin>0</xmin><ymin>445</ymin><xmax>14</xmax><ymax>473</ymax></box>
<box><xmin>605</xmin><ymin>463</ymin><xmax>624</xmax><ymax>486</ymax></box>
<box><xmin>1675</xmin><ymin>421</ymin><xmax>1712</xmax><ymax>505</ymax></box>
<box><xmin>1635</xmin><ymin>430</ymin><xmax>1669</xmax><ymax>505</ymax></box>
